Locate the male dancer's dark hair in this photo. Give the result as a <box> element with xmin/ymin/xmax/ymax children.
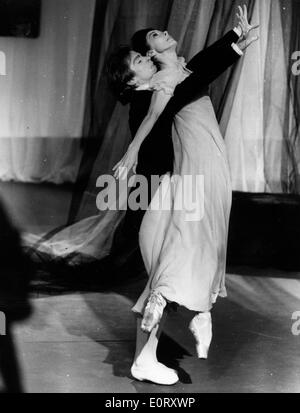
<box><xmin>106</xmin><ymin>45</ymin><xmax>135</xmax><ymax>104</ymax></box>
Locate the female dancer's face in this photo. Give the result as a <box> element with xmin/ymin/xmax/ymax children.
<box><xmin>128</xmin><ymin>51</ymin><xmax>157</xmax><ymax>86</ymax></box>
<box><xmin>146</xmin><ymin>30</ymin><xmax>177</xmax><ymax>53</ymax></box>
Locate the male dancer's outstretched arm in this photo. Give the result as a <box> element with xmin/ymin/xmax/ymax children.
<box><xmin>186</xmin><ymin>28</ymin><xmax>241</xmax><ymax>72</ymax></box>
<box><xmin>187</xmin><ymin>5</ymin><xmax>258</xmax><ymax>71</ymax></box>
<box><xmin>170</xmin><ymin>8</ymin><xmax>259</xmax><ymax>113</ymax></box>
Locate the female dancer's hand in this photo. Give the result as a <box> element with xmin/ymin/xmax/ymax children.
<box><xmin>237</xmin><ymin>34</ymin><xmax>259</xmax><ymax>52</ymax></box>
<box><xmin>236</xmin><ymin>4</ymin><xmax>259</xmax><ymax>40</ymax></box>
<box><xmin>112</xmin><ymin>143</ymin><xmax>139</xmax><ymax>180</ymax></box>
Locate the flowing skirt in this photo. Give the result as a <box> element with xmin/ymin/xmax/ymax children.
<box><xmin>132</xmin><ymin>96</ymin><xmax>232</xmax><ymax>314</ymax></box>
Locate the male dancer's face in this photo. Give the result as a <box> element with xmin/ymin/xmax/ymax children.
<box><xmin>128</xmin><ymin>51</ymin><xmax>157</xmax><ymax>86</ymax></box>
<box><xmin>146</xmin><ymin>30</ymin><xmax>177</xmax><ymax>53</ymax></box>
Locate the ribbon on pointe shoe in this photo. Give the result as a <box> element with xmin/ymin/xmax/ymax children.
<box><xmin>141</xmin><ymin>290</ymin><xmax>167</xmax><ymax>333</ymax></box>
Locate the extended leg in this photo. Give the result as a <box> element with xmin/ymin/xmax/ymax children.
<box><xmin>189</xmin><ymin>311</ymin><xmax>212</xmax><ymax>359</ymax></box>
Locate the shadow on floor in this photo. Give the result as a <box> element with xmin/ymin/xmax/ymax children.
<box><xmin>26</xmin><ymin>257</ymin><xmax>300</xmax><ymax>392</ymax></box>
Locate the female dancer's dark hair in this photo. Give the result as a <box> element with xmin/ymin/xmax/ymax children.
<box><xmin>131</xmin><ymin>28</ymin><xmax>154</xmax><ymax>55</ymax></box>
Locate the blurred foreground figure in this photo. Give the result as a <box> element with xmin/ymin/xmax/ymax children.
<box><xmin>0</xmin><ymin>198</ymin><xmax>32</xmax><ymax>393</ymax></box>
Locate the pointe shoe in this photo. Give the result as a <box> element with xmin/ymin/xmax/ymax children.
<box><xmin>141</xmin><ymin>290</ymin><xmax>166</xmax><ymax>333</ymax></box>
<box><xmin>189</xmin><ymin>312</ymin><xmax>212</xmax><ymax>359</ymax></box>
<box><xmin>131</xmin><ymin>361</ymin><xmax>179</xmax><ymax>385</ymax></box>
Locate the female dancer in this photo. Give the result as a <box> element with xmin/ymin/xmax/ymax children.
<box><xmin>108</xmin><ymin>6</ymin><xmax>258</xmax><ymax>385</ymax></box>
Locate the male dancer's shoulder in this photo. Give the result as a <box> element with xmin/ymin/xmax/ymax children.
<box><xmin>129</xmin><ymin>90</ymin><xmax>152</xmax><ymax>136</ymax></box>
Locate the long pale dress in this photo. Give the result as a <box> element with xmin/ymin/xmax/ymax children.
<box><xmin>132</xmin><ymin>58</ymin><xmax>232</xmax><ymax>314</ymax></box>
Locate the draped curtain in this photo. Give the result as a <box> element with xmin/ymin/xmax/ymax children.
<box><xmin>280</xmin><ymin>0</ymin><xmax>300</xmax><ymax>193</ymax></box>
<box><xmin>0</xmin><ymin>0</ymin><xmax>95</xmax><ymax>183</ymax></box>
<box><xmin>26</xmin><ymin>0</ymin><xmax>300</xmax><ymax>263</ymax></box>
<box><xmin>222</xmin><ymin>0</ymin><xmax>300</xmax><ymax>193</ymax></box>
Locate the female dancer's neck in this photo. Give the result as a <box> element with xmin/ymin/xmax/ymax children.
<box><xmin>155</xmin><ymin>49</ymin><xmax>178</xmax><ymax>68</ymax></box>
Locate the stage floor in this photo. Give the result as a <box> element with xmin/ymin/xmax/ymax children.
<box><xmin>0</xmin><ymin>182</ymin><xmax>299</xmax><ymax>392</ymax></box>
<box><xmin>9</xmin><ymin>271</ymin><xmax>300</xmax><ymax>393</ymax></box>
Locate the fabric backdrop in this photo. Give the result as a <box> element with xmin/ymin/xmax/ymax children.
<box><xmin>25</xmin><ymin>0</ymin><xmax>300</xmax><ymax>262</ymax></box>
<box><xmin>0</xmin><ymin>0</ymin><xmax>95</xmax><ymax>183</ymax></box>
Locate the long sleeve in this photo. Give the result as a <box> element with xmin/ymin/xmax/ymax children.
<box><xmin>129</xmin><ymin>91</ymin><xmax>152</xmax><ymax>136</ymax></box>
<box><xmin>129</xmin><ymin>91</ymin><xmax>174</xmax><ymax>176</ymax></box>
<box><xmin>169</xmin><ymin>31</ymin><xmax>242</xmax><ymax>114</ymax></box>
<box><xmin>187</xmin><ymin>29</ymin><xmax>240</xmax><ymax>72</ymax></box>
<box><xmin>128</xmin><ymin>30</ymin><xmax>242</xmax><ymax>174</ymax></box>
